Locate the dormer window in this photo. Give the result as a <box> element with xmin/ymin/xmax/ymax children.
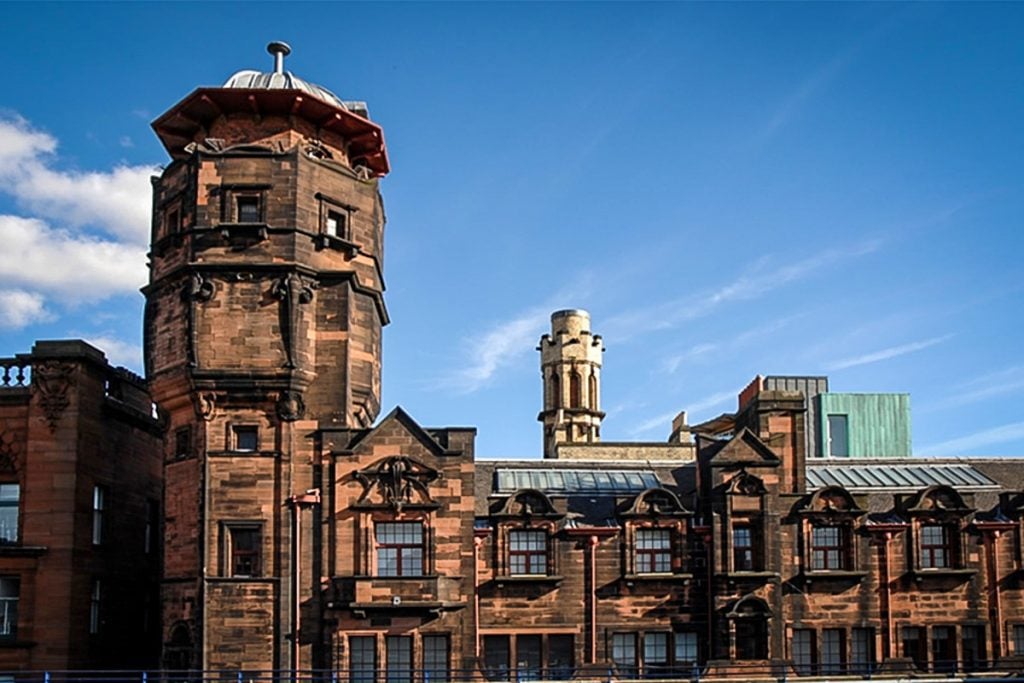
<box><xmin>636</xmin><ymin>529</ymin><xmax>672</xmax><ymax>574</ymax></box>
<box><xmin>509</xmin><ymin>529</ymin><xmax>547</xmax><ymax>575</ymax></box>
<box><xmin>733</xmin><ymin>523</ymin><xmax>755</xmax><ymax>571</ymax></box>
<box><xmin>920</xmin><ymin>524</ymin><xmax>953</xmax><ymax>569</ymax></box>
<box><xmin>811</xmin><ymin>525</ymin><xmax>849</xmax><ymax>570</ymax></box>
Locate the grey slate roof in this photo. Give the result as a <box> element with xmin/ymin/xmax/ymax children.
<box><xmin>806</xmin><ymin>461</ymin><xmax>999</xmax><ymax>491</ymax></box>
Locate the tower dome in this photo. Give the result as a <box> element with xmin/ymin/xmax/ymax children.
<box><xmin>223</xmin><ymin>42</ymin><xmax>351</xmax><ymax>111</ymax></box>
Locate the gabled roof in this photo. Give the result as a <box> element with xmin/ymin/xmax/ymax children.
<box><xmin>700</xmin><ymin>427</ymin><xmax>780</xmax><ymax>467</ymax></box>
<box><xmin>332</xmin><ymin>406</ymin><xmax>458</xmax><ymax>457</ymax></box>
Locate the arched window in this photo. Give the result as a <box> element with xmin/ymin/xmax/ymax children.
<box><xmin>569</xmin><ymin>372</ymin><xmax>581</xmax><ymax>408</ymax></box>
<box><xmin>588</xmin><ymin>372</ymin><xmax>598</xmax><ymax>410</ymax></box>
<box><xmin>549</xmin><ymin>372</ymin><xmax>559</xmax><ymax>410</ymax></box>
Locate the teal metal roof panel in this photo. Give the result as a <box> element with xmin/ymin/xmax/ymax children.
<box><xmin>495</xmin><ymin>468</ymin><xmax>661</xmax><ymax>494</ymax></box>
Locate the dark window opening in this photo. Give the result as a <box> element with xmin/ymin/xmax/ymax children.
<box><xmin>517</xmin><ymin>635</ymin><xmax>542</xmax><ymax>681</ymax></box>
<box><xmin>735</xmin><ymin>618</ymin><xmax>768</xmax><ymax>660</ymax></box>
<box><xmin>903</xmin><ymin>627</ymin><xmax>927</xmax><ymax>671</ymax></box>
<box><xmin>852</xmin><ymin>627</ymin><xmax>876</xmax><ymax>675</ymax></box>
<box><xmin>792</xmin><ymin>629</ymin><xmax>815</xmax><ymax>675</ymax></box>
<box><xmin>962</xmin><ymin>625</ymin><xmax>985</xmax><ymax>672</ymax></box>
<box><xmin>174</xmin><ymin>426</ymin><xmax>191</xmax><ymax>460</ymax></box>
<box><xmin>92</xmin><ymin>485</ymin><xmax>106</xmax><ymax>546</ymax></box>
<box><xmin>733</xmin><ymin>524</ymin><xmax>755</xmax><ymax>571</ymax></box>
<box><xmin>0</xmin><ymin>577</ymin><xmax>18</xmax><ymax>640</ymax></box>
<box><xmin>236</xmin><ymin>195</ymin><xmax>261</xmax><ymax>223</ymax></box>
<box><xmin>588</xmin><ymin>372</ymin><xmax>598</xmax><ymax>410</ymax></box>
<box><xmin>569</xmin><ymin>372</ymin><xmax>581</xmax><ymax>409</ymax></box>
<box><xmin>484</xmin><ymin>635</ymin><xmax>510</xmax><ymax>681</ymax></box>
<box><xmin>423</xmin><ymin>634</ymin><xmax>450</xmax><ymax>683</ymax></box>
<box><xmin>921</xmin><ymin>524</ymin><xmax>954</xmax><ymax>569</ymax></box>
<box><xmin>510</xmin><ymin>529</ymin><xmax>547</xmax><ymax>575</ymax></box>
<box><xmin>549</xmin><ymin>635</ymin><xmax>574</xmax><ymax>679</ymax></box>
<box><xmin>89</xmin><ymin>580</ymin><xmax>101</xmax><ymax>635</ymax></box>
<box><xmin>822</xmin><ymin>629</ymin><xmax>845</xmax><ymax>674</ymax></box>
<box><xmin>376</xmin><ymin>522</ymin><xmax>424</xmax><ymax>577</ymax></box>
<box><xmin>226</xmin><ymin>525</ymin><xmax>261</xmax><ymax>577</ymax></box>
<box><xmin>325</xmin><ymin>209</ymin><xmax>347</xmax><ymax>238</ymax></box>
<box><xmin>548</xmin><ymin>373</ymin><xmax>559</xmax><ymax>410</ymax></box>
<box><xmin>932</xmin><ymin>626</ymin><xmax>956</xmax><ymax>673</ymax></box>
<box><xmin>232</xmin><ymin>425</ymin><xmax>258</xmax><ymax>452</ymax></box>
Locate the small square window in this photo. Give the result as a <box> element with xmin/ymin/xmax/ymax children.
<box><xmin>236</xmin><ymin>196</ymin><xmax>261</xmax><ymax>223</ymax></box>
<box><xmin>232</xmin><ymin>426</ymin><xmax>258</xmax><ymax>452</ymax></box>
<box><xmin>225</xmin><ymin>524</ymin><xmax>261</xmax><ymax>577</ymax></box>
<box><xmin>325</xmin><ymin>209</ymin><xmax>347</xmax><ymax>239</ymax></box>
<box><xmin>174</xmin><ymin>426</ymin><xmax>191</xmax><ymax>460</ymax></box>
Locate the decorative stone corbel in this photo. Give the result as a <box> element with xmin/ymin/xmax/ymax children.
<box><xmin>271</xmin><ymin>273</ymin><xmax>315</xmax><ymax>369</ymax></box>
<box><xmin>276</xmin><ymin>391</ymin><xmax>305</xmax><ymax>422</ymax></box>
<box><xmin>33</xmin><ymin>361</ymin><xmax>74</xmax><ymax>432</ymax></box>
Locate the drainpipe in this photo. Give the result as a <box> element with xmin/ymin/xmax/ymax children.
<box><xmin>588</xmin><ymin>535</ymin><xmax>598</xmax><ymax>663</ymax></box>
<box><xmin>878</xmin><ymin>532</ymin><xmax>893</xmax><ymax>660</ymax></box>
<box><xmin>985</xmin><ymin>531</ymin><xmax>1003</xmax><ymax>659</ymax></box>
<box><xmin>289</xmin><ymin>489</ymin><xmax>321</xmax><ymax>683</ymax></box>
<box><xmin>474</xmin><ymin>536</ymin><xmax>484</xmax><ymax>661</ymax></box>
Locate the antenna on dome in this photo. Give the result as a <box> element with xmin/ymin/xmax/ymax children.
<box><xmin>267</xmin><ymin>41</ymin><xmax>292</xmax><ymax>74</ymax></box>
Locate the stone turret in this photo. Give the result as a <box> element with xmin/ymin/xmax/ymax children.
<box><xmin>537</xmin><ymin>309</ymin><xmax>605</xmax><ymax>458</ymax></box>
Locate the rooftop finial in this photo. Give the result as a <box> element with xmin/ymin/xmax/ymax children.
<box><xmin>267</xmin><ymin>41</ymin><xmax>292</xmax><ymax>75</ymax></box>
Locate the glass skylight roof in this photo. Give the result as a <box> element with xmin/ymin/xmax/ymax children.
<box><xmin>806</xmin><ymin>463</ymin><xmax>998</xmax><ymax>491</ymax></box>
<box><xmin>494</xmin><ymin>468</ymin><xmax>661</xmax><ymax>494</ymax></box>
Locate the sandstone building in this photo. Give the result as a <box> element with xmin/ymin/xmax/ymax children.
<box><xmin>3</xmin><ymin>43</ymin><xmax>1024</xmax><ymax>680</ymax></box>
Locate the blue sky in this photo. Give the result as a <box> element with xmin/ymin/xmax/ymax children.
<box><xmin>0</xmin><ymin>3</ymin><xmax>1021</xmax><ymax>458</ymax></box>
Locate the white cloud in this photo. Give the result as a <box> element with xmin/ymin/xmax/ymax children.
<box><xmin>826</xmin><ymin>334</ymin><xmax>952</xmax><ymax>371</ymax></box>
<box><xmin>0</xmin><ymin>215</ymin><xmax>147</xmax><ymax>300</ymax></box>
<box><xmin>83</xmin><ymin>335</ymin><xmax>143</xmax><ymax>370</ymax></box>
<box><xmin>0</xmin><ymin>289</ymin><xmax>53</xmax><ymax>329</ymax></box>
<box><xmin>917</xmin><ymin>421</ymin><xmax>1024</xmax><ymax>456</ymax></box>
<box><xmin>0</xmin><ymin>115</ymin><xmax>157</xmax><ymax>328</ymax></box>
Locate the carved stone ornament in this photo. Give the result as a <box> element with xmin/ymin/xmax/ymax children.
<box><xmin>726</xmin><ymin>469</ymin><xmax>766</xmax><ymax>496</ymax></box>
<box><xmin>183</xmin><ymin>274</ymin><xmax>215</xmax><ymax>367</ymax></box>
<box><xmin>276</xmin><ymin>391</ymin><xmax>305</xmax><ymax>422</ymax></box>
<box><xmin>195</xmin><ymin>392</ymin><xmax>217</xmax><ymax>421</ymax></box>
<box><xmin>628</xmin><ymin>488</ymin><xmax>686</xmax><ymax>517</ymax></box>
<box><xmin>33</xmin><ymin>361</ymin><xmax>74</xmax><ymax>432</ymax></box>
<box><xmin>184</xmin><ymin>273</ymin><xmax>215</xmax><ymax>302</ymax></box>
<box><xmin>353</xmin><ymin>456</ymin><xmax>440</xmax><ymax>510</ymax></box>
<box><xmin>272</xmin><ymin>273</ymin><xmax>316</xmax><ymax>369</ymax></box>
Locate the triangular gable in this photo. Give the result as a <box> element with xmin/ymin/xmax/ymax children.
<box><xmin>704</xmin><ymin>427</ymin><xmax>780</xmax><ymax>467</ymax></box>
<box><xmin>342</xmin><ymin>406</ymin><xmax>456</xmax><ymax>457</ymax></box>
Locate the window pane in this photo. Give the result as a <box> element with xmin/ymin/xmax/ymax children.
<box><xmin>962</xmin><ymin>625</ymin><xmax>985</xmax><ymax>672</ymax></box>
<box><xmin>0</xmin><ymin>484</ymin><xmax>18</xmax><ymax>544</ymax></box>
<box><xmin>229</xmin><ymin>526</ymin><xmax>261</xmax><ymax>577</ymax></box>
<box><xmin>376</xmin><ymin>522</ymin><xmax>423</xmax><ymax>577</ymax></box>
<box><xmin>423</xmin><ymin>635</ymin><xmax>449</xmax><ymax>683</ymax></box>
<box><xmin>233</xmin><ymin>426</ymin><xmax>258</xmax><ymax>452</ymax></box>
<box><xmin>793</xmin><ymin>629</ymin><xmax>814</xmax><ymax>675</ymax></box>
<box><xmin>518</xmin><ymin>635</ymin><xmax>542</xmax><ymax>681</ymax></box>
<box><xmin>484</xmin><ymin>635</ymin><xmax>510</xmax><ymax>681</ymax></box>
<box><xmin>903</xmin><ymin>627</ymin><xmax>926</xmax><ymax>670</ymax></box>
<box><xmin>612</xmin><ymin>633</ymin><xmax>637</xmax><ymax>677</ymax></box>
<box><xmin>92</xmin><ymin>486</ymin><xmax>105</xmax><ymax>545</ymax></box>
<box><xmin>822</xmin><ymin>629</ymin><xmax>844</xmax><ymax>674</ymax></box>
<box><xmin>549</xmin><ymin>635</ymin><xmax>574</xmax><ymax>679</ymax></box>
<box><xmin>645</xmin><ymin>632</ymin><xmax>669</xmax><ymax>676</ymax></box>
<box><xmin>350</xmin><ymin>636</ymin><xmax>376</xmax><ymax>683</ymax></box>
<box><xmin>237</xmin><ymin>196</ymin><xmax>260</xmax><ymax>223</ymax></box>
<box><xmin>386</xmin><ymin>636</ymin><xmax>412</xmax><ymax>683</ymax></box>
<box><xmin>0</xmin><ymin>577</ymin><xmax>18</xmax><ymax>639</ymax></box>
<box><xmin>852</xmin><ymin>627</ymin><xmax>875</xmax><ymax>675</ymax></box>
<box><xmin>509</xmin><ymin>530</ymin><xmax>547</xmax><ymax>575</ymax></box>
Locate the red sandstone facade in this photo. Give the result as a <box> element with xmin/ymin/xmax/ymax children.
<box><xmin>0</xmin><ymin>341</ymin><xmax>162</xmax><ymax>670</ymax></box>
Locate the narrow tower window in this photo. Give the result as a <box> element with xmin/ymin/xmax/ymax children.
<box><xmin>589</xmin><ymin>372</ymin><xmax>598</xmax><ymax>410</ymax></box>
<box><xmin>549</xmin><ymin>372</ymin><xmax>559</xmax><ymax>410</ymax></box>
<box><xmin>569</xmin><ymin>372</ymin><xmax>581</xmax><ymax>409</ymax></box>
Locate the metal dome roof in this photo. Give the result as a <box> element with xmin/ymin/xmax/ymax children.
<box><xmin>222</xmin><ymin>41</ymin><xmax>348</xmax><ymax>111</ymax></box>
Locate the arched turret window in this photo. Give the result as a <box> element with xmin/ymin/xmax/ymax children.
<box><xmin>569</xmin><ymin>372</ymin><xmax>581</xmax><ymax>408</ymax></box>
<box><xmin>588</xmin><ymin>372</ymin><xmax>598</xmax><ymax>410</ymax></box>
<box><xmin>548</xmin><ymin>372</ymin><xmax>559</xmax><ymax>410</ymax></box>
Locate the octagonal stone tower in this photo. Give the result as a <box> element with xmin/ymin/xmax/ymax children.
<box><xmin>144</xmin><ymin>43</ymin><xmax>389</xmax><ymax>671</ymax></box>
<box><xmin>537</xmin><ymin>309</ymin><xmax>605</xmax><ymax>458</ymax></box>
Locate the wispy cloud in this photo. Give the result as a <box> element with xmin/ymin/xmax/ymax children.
<box><xmin>83</xmin><ymin>335</ymin><xmax>143</xmax><ymax>370</ymax></box>
<box><xmin>604</xmin><ymin>241</ymin><xmax>880</xmax><ymax>342</ymax></box>
<box><xmin>0</xmin><ymin>115</ymin><xmax>156</xmax><ymax>329</ymax></box>
<box><xmin>629</xmin><ymin>387</ymin><xmax>739</xmax><ymax>437</ymax></box>
<box><xmin>921</xmin><ymin>365</ymin><xmax>1024</xmax><ymax>413</ymax></box>
<box><xmin>918</xmin><ymin>421</ymin><xmax>1024</xmax><ymax>456</ymax></box>
<box><xmin>439</xmin><ymin>307</ymin><xmax>549</xmax><ymax>394</ymax></box>
<box><xmin>826</xmin><ymin>334</ymin><xmax>952</xmax><ymax>371</ymax></box>
<box><xmin>663</xmin><ymin>315</ymin><xmax>802</xmax><ymax>374</ymax></box>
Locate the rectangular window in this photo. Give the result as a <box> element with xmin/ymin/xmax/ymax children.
<box><xmin>811</xmin><ymin>525</ymin><xmax>847</xmax><ymax>570</ymax></box>
<box><xmin>1014</xmin><ymin>625</ymin><xmax>1024</xmax><ymax>656</ymax></box>
<box><xmin>549</xmin><ymin>635</ymin><xmax>574</xmax><ymax>679</ymax></box>
<box><xmin>852</xmin><ymin>627</ymin><xmax>875</xmax><ymax>675</ymax></box>
<box><xmin>932</xmin><ymin>626</ymin><xmax>955</xmax><ymax>673</ymax></box>
<box><xmin>735</xmin><ymin>619</ymin><xmax>768</xmax><ymax>660</ymax></box>
<box><xmin>423</xmin><ymin>634</ymin><xmax>450</xmax><ymax>683</ymax></box>
<box><xmin>483</xmin><ymin>635</ymin><xmax>510</xmax><ymax>681</ymax></box>
<box><xmin>903</xmin><ymin>626</ymin><xmax>927</xmax><ymax>671</ymax></box>
<box><xmin>792</xmin><ymin>629</ymin><xmax>815</xmax><ymax>675</ymax></box>
<box><xmin>225</xmin><ymin>524</ymin><xmax>261</xmax><ymax>577</ymax></box>
<box><xmin>376</xmin><ymin>522</ymin><xmax>424</xmax><ymax>577</ymax></box>
<box><xmin>89</xmin><ymin>580</ymin><xmax>101</xmax><ymax>635</ymax></box>
<box><xmin>236</xmin><ymin>195</ymin><xmax>261</xmax><ymax>223</ymax></box>
<box><xmin>921</xmin><ymin>524</ymin><xmax>953</xmax><ymax>569</ymax></box>
<box><xmin>350</xmin><ymin>635</ymin><xmax>376</xmax><ymax>683</ymax></box>
<box><xmin>174</xmin><ymin>426</ymin><xmax>191</xmax><ymax>459</ymax></box>
<box><xmin>962</xmin><ymin>625</ymin><xmax>985</xmax><ymax>672</ymax></box>
<box><xmin>827</xmin><ymin>414</ymin><xmax>849</xmax><ymax>457</ymax></box>
<box><xmin>636</xmin><ymin>529</ymin><xmax>672</xmax><ymax>574</ymax></box>
<box><xmin>92</xmin><ymin>485</ymin><xmax>106</xmax><ymax>545</ymax></box>
<box><xmin>612</xmin><ymin>633</ymin><xmax>637</xmax><ymax>678</ymax></box>
<box><xmin>385</xmin><ymin>635</ymin><xmax>412</xmax><ymax>683</ymax></box>
<box><xmin>325</xmin><ymin>209</ymin><xmax>347</xmax><ymax>239</ymax></box>
<box><xmin>165</xmin><ymin>206</ymin><xmax>181</xmax><ymax>235</ymax></box>
<box><xmin>675</xmin><ymin>632</ymin><xmax>698</xmax><ymax>668</ymax></box>
<box><xmin>232</xmin><ymin>425</ymin><xmax>259</xmax><ymax>452</ymax></box>
<box><xmin>0</xmin><ymin>484</ymin><xmax>18</xmax><ymax>544</ymax></box>
<box><xmin>733</xmin><ymin>524</ymin><xmax>754</xmax><ymax>571</ymax></box>
<box><xmin>517</xmin><ymin>634</ymin><xmax>542</xmax><ymax>681</ymax></box>
<box><xmin>644</xmin><ymin>632</ymin><xmax>669</xmax><ymax>676</ymax></box>
<box><xmin>0</xmin><ymin>578</ymin><xmax>18</xmax><ymax>639</ymax></box>
<box><xmin>822</xmin><ymin>629</ymin><xmax>844</xmax><ymax>674</ymax></box>
<box><xmin>509</xmin><ymin>529</ymin><xmax>547</xmax><ymax>575</ymax></box>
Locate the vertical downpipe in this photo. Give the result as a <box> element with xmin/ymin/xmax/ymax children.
<box><xmin>588</xmin><ymin>536</ymin><xmax>598</xmax><ymax>663</ymax></box>
<box><xmin>473</xmin><ymin>537</ymin><xmax>483</xmax><ymax>662</ymax></box>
